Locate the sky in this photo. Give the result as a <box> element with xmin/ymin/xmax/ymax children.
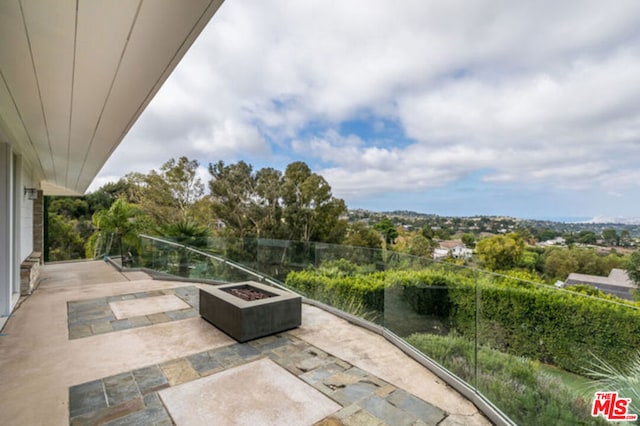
<box><xmin>90</xmin><ymin>0</ymin><xmax>640</xmax><ymax>221</ymax></box>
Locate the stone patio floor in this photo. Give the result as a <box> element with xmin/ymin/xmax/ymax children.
<box><xmin>0</xmin><ymin>261</ymin><xmax>490</xmax><ymax>426</ymax></box>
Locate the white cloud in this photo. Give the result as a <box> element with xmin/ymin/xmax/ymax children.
<box><xmin>292</xmin><ymin>130</ymin><xmax>497</xmax><ymax>197</ymax></box>
<box><xmin>191</xmin><ymin>118</ymin><xmax>268</xmax><ymax>158</ymax></box>
<box><xmin>92</xmin><ymin>0</ymin><xmax>640</xmax><ymax>215</ymax></box>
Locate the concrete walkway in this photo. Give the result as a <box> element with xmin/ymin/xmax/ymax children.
<box><xmin>0</xmin><ymin>261</ymin><xmax>490</xmax><ymax>425</ymax></box>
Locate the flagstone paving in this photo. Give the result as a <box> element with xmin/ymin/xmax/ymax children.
<box><xmin>65</xmin><ymin>279</ymin><xmax>448</xmax><ymax>424</ymax></box>
<box><xmin>67</xmin><ymin>286</ymin><xmax>199</xmax><ymax>339</ymax></box>
<box><xmin>69</xmin><ymin>333</ymin><xmax>446</xmax><ymax>425</ymax></box>
<box><xmin>0</xmin><ymin>261</ymin><xmax>490</xmax><ymax>425</ymax></box>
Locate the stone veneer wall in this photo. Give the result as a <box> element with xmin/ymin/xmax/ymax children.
<box><xmin>20</xmin><ymin>252</ymin><xmax>41</xmax><ymax>295</ymax></box>
<box><xmin>21</xmin><ymin>190</ymin><xmax>44</xmax><ymax>296</ymax></box>
<box><xmin>33</xmin><ymin>190</ymin><xmax>43</xmax><ymax>257</ymax></box>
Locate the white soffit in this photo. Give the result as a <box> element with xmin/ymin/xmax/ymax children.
<box><xmin>0</xmin><ymin>0</ymin><xmax>224</xmax><ymax>195</ymax></box>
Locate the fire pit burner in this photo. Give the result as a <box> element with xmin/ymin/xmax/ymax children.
<box><xmin>223</xmin><ymin>285</ymin><xmax>274</xmax><ymax>301</ymax></box>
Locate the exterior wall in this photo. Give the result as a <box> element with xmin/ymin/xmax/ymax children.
<box><xmin>596</xmin><ymin>284</ymin><xmax>633</xmax><ymax>300</ymax></box>
<box><xmin>19</xmin><ymin>161</ymin><xmax>34</xmax><ymax>260</ymax></box>
<box><xmin>0</xmin><ymin>143</ymin><xmax>38</xmax><ymax>315</ymax></box>
<box><xmin>0</xmin><ymin>141</ymin><xmax>13</xmax><ymax>316</ymax></box>
<box><xmin>565</xmin><ymin>280</ymin><xmax>633</xmax><ymax>300</ymax></box>
<box><xmin>12</xmin><ymin>153</ymin><xmax>21</xmax><ymax>297</ymax></box>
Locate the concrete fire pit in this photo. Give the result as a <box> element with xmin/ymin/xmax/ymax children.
<box><xmin>199</xmin><ymin>281</ymin><xmax>301</xmax><ymax>342</ymax></box>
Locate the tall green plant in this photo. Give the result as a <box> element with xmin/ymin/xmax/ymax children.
<box><xmin>160</xmin><ymin>220</ymin><xmax>210</xmax><ymax>277</ymax></box>
<box><xmin>585</xmin><ymin>351</ymin><xmax>640</xmax><ymax>417</ymax></box>
<box><xmin>92</xmin><ymin>197</ymin><xmax>148</xmax><ymax>261</ymax></box>
<box><xmin>161</xmin><ymin>220</ymin><xmax>210</xmax><ymax>247</ymax></box>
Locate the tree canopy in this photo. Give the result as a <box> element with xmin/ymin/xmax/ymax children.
<box><xmin>373</xmin><ymin>217</ymin><xmax>398</xmax><ymax>246</ymax></box>
<box><xmin>281</xmin><ymin>162</ymin><xmax>347</xmax><ymax>243</ymax></box>
<box><xmin>89</xmin><ymin>197</ymin><xmax>149</xmax><ymax>259</ymax></box>
<box><xmin>128</xmin><ymin>156</ymin><xmax>204</xmax><ymax>224</ymax></box>
<box><xmin>208</xmin><ymin>160</ymin><xmax>347</xmax><ymax>243</ymax></box>
<box><xmin>344</xmin><ymin>222</ymin><xmax>383</xmax><ymax>249</ymax></box>
<box><xmin>476</xmin><ymin>233</ymin><xmax>525</xmax><ymax>271</ymax></box>
<box><xmin>542</xmin><ymin>247</ymin><xmax>624</xmax><ymax>281</ymax></box>
<box><xmin>627</xmin><ymin>251</ymin><xmax>640</xmax><ymax>287</ymax></box>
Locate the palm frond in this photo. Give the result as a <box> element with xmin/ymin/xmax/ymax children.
<box><xmin>584</xmin><ymin>351</ymin><xmax>640</xmax><ymax>416</ymax></box>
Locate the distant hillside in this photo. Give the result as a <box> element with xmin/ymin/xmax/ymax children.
<box><xmin>348</xmin><ymin>209</ymin><xmax>640</xmax><ymax>239</ymax></box>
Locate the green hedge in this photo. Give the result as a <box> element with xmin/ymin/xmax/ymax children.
<box><xmin>287</xmin><ymin>265</ymin><xmax>640</xmax><ymax>374</ymax></box>
<box><xmin>385</xmin><ymin>268</ymin><xmax>640</xmax><ymax>374</ymax></box>
<box><xmin>285</xmin><ymin>270</ymin><xmax>385</xmax><ymax>312</ymax></box>
<box><xmin>473</xmin><ymin>279</ymin><xmax>640</xmax><ymax>373</ymax></box>
<box><xmin>384</xmin><ymin>270</ymin><xmax>455</xmax><ymax>316</ymax></box>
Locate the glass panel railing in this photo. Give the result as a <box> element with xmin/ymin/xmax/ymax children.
<box><xmin>475</xmin><ymin>271</ymin><xmax>623</xmax><ymax>425</ymax></box>
<box><xmin>135</xmin><ymin>235</ymin><xmax>274</xmax><ymax>285</ymax></box>
<box><xmin>114</xmin><ymin>234</ymin><xmax>640</xmax><ymax>425</ymax></box>
<box><xmin>93</xmin><ymin>231</ymin><xmax>141</xmax><ymax>268</ymax></box>
<box><xmin>476</xmin><ymin>270</ymin><xmax>537</xmax><ymax>424</ymax></box>
<box><xmin>387</xmin><ymin>261</ymin><xmax>478</xmax><ymax>393</ymax></box>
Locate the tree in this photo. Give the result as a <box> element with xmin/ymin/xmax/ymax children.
<box><xmin>47</xmin><ymin>214</ymin><xmax>85</xmax><ymax>261</ymax></box>
<box><xmin>208</xmin><ymin>163</ymin><xmax>284</xmax><ymax>239</ymax></box>
<box><xmin>572</xmin><ymin>248</ymin><xmax>603</xmax><ymax>276</ymax></box>
<box><xmin>91</xmin><ymin>198</ymin><xmax>148</xmax><ymax>261</ymax></box>
<box><xmin>434</xmin><ymin>227</ymin><xmax>451</xmax><ymax>240</ymax></box>
<box><xmin>280</xmin><ymin>161</ymin><xmax>347</xmax><ymax>243</ymax></box>
<box><xmin>519</xmin><ymin>249</ymin><xmax>539</xmax><ymax>272</ymax></box>
<box><xmin>421</xmin><ymin>225</ymin><xmax>434</xmax><ymax>239</ymax></box>
<box><xmin>85</xmin><ymin>178</ymin><xmax>133</xmax><ymax>213</ymax></box>
<box><xmin>602</xmin><ymin>228</ymin><xmax>619</xmax><ymax>246</ymax></box>
<box><xmin>543</xmin><ymin>248</ymin><xmax>579</xmax><ymax>280</ymax></box>
<box><xmin>344</xmin><ymin>222</ymin><xmax>383</xmax><ymax>249</ymax></box>
<box><xmin>250</xmin><ymin>167</ymin><xmax>284</xmax><ymax>238</ymax></box>
<box><xmin>208</xmin><ymin>160</ymin><xmax>255</xmax><ymax>238</ymax></box>
<box><xmin>537</xmin><ymin>228</ymin><xmax>559</xmax><ymax>242</ymax></box>
<box><xmin>600</xmin><ymin>252</ymin><xmax>625</xmax><ymax>274</ymax></box>
<box><xmin>49</xmin><ymin>197</ymin><xmax>89</xmax><ymax>220</ymax></box>
<box><xmin>407</xmin><ymin>234</ymin><xmax>437</xmax><ymax>258</ymax></box>
<box><xmin>47</xmin><ymin>197</ymin><xmax>94</xmax><ymax>261</ymax></box>
<box><xmin>208</xmin><ymin>160</ymin><xmax>346</xmax><ymax>242</ymax></box>
<box><xmin>577</xmin><ymin>231</ymin><xmax>598</xmax><ymax>245</ymax></box>
<box><xmin>130</xmin><ymin>157</ymin><xmax>204</xmax><ymax>224</ymax></box>
<box><xmin>542</xmin><ymin>247</ymin><xmax>624</xmax><ymax>280</ymax></box>
<box><xmin>627</xmin><ymin>251</ymin><xmax>640</xmax><ymax>287</ymax></box>
<box><xmin>374</xmin><ymin>217</ymin><xmax>398</xmax><ymax>246</ymax></box>
<box><xmin>476</xmin><ymin>233</ymin><xmax>525</xmax><ymax>271</ymax></box>
<box><xmin>161</xmin><ymin>220</ymin><xmax>210</xmax><ymax>277</ymax></box>
<box><xmin>514</xmin><ymin>227</ymin><xmax>535</xmax><ymax>245</ymax></box>
<box><xmin>461</xmin><ymin>233</ymin><xmax>476</xmax><ymax>249</ymax></box>
<box><xmin>189</xmin><ymin>196</ymin><xmax>217</xmax><ymax>230</ymax></box>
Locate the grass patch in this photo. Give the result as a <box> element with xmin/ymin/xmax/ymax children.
<box><xmin>539</xmin><ymin>364</ymin><xmax>593</xmax><ymax>400</ymax></box>
<box><xmin>406</xmin><ymin>333</ymin><xmax>606</xmax><ymax>426</ymax></box>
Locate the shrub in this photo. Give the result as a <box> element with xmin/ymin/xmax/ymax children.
<box><xmin>474</xmin><ymin>284</ymin><xmax>640</xmax><ymax>374</ymax></box>
<box><xmin>406</xmin><ymin>333</ymin><xmax>606</xmax><ymax>426</ymax></box>
<box><xmin>286</xmin><ymin>266</ymin><xmax>640</xmax><ymax>375</ymax></box>
<box><xmin>391</xmin><ymin>267</ymin><xmax>640</xmax><ymax>374</ymax></box>
<box><xmin>317</xmin><ymin>258</ymin><xmax>373</xmax><ymax>277</ymax></box>
<box><xmin>384</xmin><ymin>270</ymin><xmax>457</xmax><ymax>317</ymax></box>
<box><xmin>285</xmin><ymin>270</ymin><xmax>385</xmax><ymax>312</ymax></box>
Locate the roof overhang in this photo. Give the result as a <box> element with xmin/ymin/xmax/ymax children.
<box><xmin>0</xmin><ymin>0</ymin><xmax>224</xmax><ymax>195</ymax></box>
